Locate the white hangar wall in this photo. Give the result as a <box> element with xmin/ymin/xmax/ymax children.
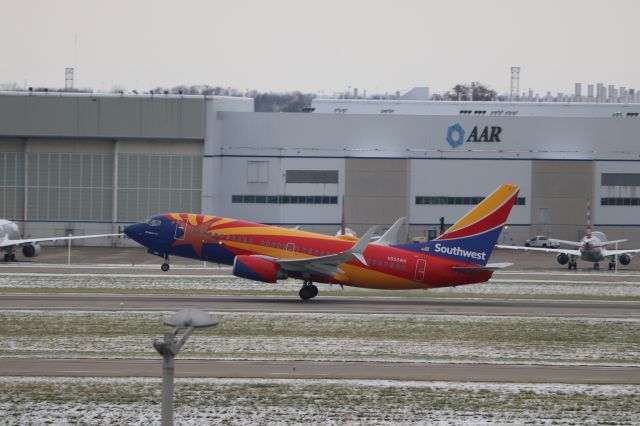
<box><xmin>217</xmin><ymin>156</ymin><xmax>344</xmax><ymax>227</ymax></box>
<box><xmin>214</xmin><ymin>110</ymin><xmax>640</xmax><ymax>243</ymax></box>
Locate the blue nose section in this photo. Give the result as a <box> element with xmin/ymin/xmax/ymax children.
<box><xmin>124</xmin><ymin>223</ymin><xmax>145</xmax><ymax>242</ymax></box>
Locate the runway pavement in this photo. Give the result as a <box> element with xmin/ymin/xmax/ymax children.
<box><xmin>1</xmin><ymin>294</ymin><xmax>637</xmax><ymax>317</ymax></box>
<box><xmin>2</xmin><ymin>358</ymin><xmax>639</xmax><ymax>384</ymax></box>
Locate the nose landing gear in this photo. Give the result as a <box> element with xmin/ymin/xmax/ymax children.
<box><xmin>299</xmin><ymin>280</ymin><xmax>318</xmax><ymax>300</ymax></box>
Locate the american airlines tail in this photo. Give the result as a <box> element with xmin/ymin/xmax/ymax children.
<box><xmin>394</xmin><ymin>184</ymin><xmax>520</xmax><ymax>265</ymax></box>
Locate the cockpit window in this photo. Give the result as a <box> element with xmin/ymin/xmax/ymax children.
<box><xmin>146</xmin><ymin>219</ymin><xmax>162</xmax><ymax>227</ymax></box>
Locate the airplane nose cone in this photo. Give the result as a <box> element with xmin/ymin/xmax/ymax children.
<box><xmin>124</xmin><ymin>223</ymin><xmax>143</xmax><ymax>240</ymax></box>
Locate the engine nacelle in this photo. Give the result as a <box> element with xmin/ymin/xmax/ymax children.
<box><xmin>232</xmin><ymin>255</ymin><xmax>287</xmax><ymax>283</ymax></box>
<box><xmin>22</xmin><ymin>243</ymin><xmax>42</xmax><ymax>258</ymax></box>
<box><xmin>556</xmin><ymin>253</ymin><xmax>569</xmax><ymax>265</ymax></box>
<box><xmin>618</xmin><ymin>253</ymin><xmax>632</xmax><ymax>265</ymax></box>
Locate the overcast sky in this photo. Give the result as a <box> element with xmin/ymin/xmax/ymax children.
<box><xmin>2</xmin><ymin>0</ymin><xmax>638</xmax><ymax>96</ymax></box>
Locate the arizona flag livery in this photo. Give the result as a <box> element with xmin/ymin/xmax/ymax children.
<box><xmin>125</xmin><ymin>184</ymin><xmax>519</xmax><ymax>300</ymax></box>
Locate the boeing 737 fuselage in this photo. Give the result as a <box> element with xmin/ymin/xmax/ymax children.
<box><xmin>125</xmin><ymin>184</ymin><xmax>520</xmax><ymax>300</ymax></box>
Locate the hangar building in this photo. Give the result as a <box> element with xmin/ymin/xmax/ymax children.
<box><xmin>0</xmin><ymin>91</ymin><xmax>639</xmax><ymax>247</ymax></box>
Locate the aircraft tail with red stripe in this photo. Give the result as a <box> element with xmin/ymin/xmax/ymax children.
<box><xmin>393</xmin><ymin>184</ymin><xmax>520</xmax><ymax>265</ymax></box>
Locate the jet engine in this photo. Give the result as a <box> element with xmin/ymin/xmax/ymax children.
<box><xmin>22</xmin><ymin>243</ymin><xmax>42</xmax><ymax>258</ymax></box>
<box><xmin>556</xmin><ymin>253</ymin><xmax>569</xmax><ymax>265</ymax></box>
<box><xmin>232</xmin><ymin>255</ymin><xmax>287</xmax><ymax>283</ymax></box>
<box><xmin>618</xmin><ymin>253</ymin><xmax>632</xmax><ymax>265</ymax></box>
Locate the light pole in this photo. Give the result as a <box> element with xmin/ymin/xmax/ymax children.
<box><xmin>153</xmin><ymin>309</ymin><xmax>219</xmax><ymax>426</ymax></box>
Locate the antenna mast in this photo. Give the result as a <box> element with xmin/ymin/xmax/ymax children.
<box><xmin>510</xmin><ymin>67</ymin><xmax>520</xmax><ymax>101</ymax></box>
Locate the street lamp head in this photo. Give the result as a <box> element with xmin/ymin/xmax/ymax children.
<box><xmin>156</xmin><ymin>308</ymin><xmax>219</xmax><ymax>425</ymax></box>
<box><xmin>163</xmin><ymin>308</ymin><xmax>219</xmax><ymax>329</ymax></box>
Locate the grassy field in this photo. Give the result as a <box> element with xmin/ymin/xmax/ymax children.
<box><xmin>2</xmin><ymin>310</ymin><xmax>639</xmax><ymax>365</ymax></box>
<box><xmin>1</xmin><ymin>377</ymin><xmax>638</xmax><ymax>425</ymax></box>
<box><xmin>2</xmin><ymin>272</ymin><xmax>639</xmax><ymax>424</ymax></box>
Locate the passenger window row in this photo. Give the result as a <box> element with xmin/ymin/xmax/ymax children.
<box><xmin>258</xmin><ymin>240</ymin><xmax>335</xmax><ymax>256</ymax></box>
<box><xmin>192</xmin><ymin>229</ymin><xmax>255</xmax><ymax>245</ymax></box>
<box><xmin>368</xmin><ymin>259</ymin><xmax>408</xmax><ymax>270</ymax></box>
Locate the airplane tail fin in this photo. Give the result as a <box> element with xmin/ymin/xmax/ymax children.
<box><xmin>393</xmin><ymin>184</ymin><xmax>520</xmax><ymax>265</ymax></box>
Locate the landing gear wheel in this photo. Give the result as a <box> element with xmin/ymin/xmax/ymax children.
<box><xmin>10</xmin><ymin>254</ymin><xmax>15</xmax><ymax>262</ymax></box>
<box><xmin>309</xmin><ymin>285</ymin><xmax>318</xmax><ymax>298</ymax></box>
<box><xmin>160</xmin><ymin>254</ymin><xmax>170</xmax><ymax>272</ymax></box>
<box><xmin>3</xmin><ymin>254</ymin><xmax>9</xmax><ymax>262</ymax></box>
<box><xmin>609</xmin><ymin>262</ymin><xmax>616</xmax><ymax>270</ymax></box>
<box><xmin>299</xmin><ymin>281</ymin><xmax>318</xmax><ymax>300</ymax></box>
<box><xmin>593</xmin><ymin>263</ymin><xmax>600</xmax><ymax>270</ymax></box>
<box><xmin>568</xmin><ymin>261</ymin><xmax>577</xmax><ymax>270</ymax></box>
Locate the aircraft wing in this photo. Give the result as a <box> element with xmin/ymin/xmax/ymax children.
<box><xmin>254</xmin><ymin>226</ymin><xmax>378</xmax><ymax>277</ymax></box>
<box><xmin>596</xmin><ymin>239</ymin><xmax>628</xmax><ymax>247</ymax></box>
<box><xmin>496</xmin><ymin>245</ymin><xmax>581</xmax><ymax>256</ymax></box>
<box><xmin>602</xmin><ymin>248</ymin><xmax>640</xmax><ymax>257</ymax></box>
<box><xmin>0</xmin><ymin>233</ymin><xmax>122</xmax><ymax>248</ymax></box>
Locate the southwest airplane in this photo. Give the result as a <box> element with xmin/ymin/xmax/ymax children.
<box><xmin>0</xmin><ymin>219</ymin><xmax>121</xmax><ymax>262</ymax></box>
<box><xmin>124</xmin><ymin>184</ymin><xmax>519</xmax><ymax>300</ymax></box>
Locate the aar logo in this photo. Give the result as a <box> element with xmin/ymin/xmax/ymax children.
<box><xmin>446</xmin><ymin>123</ymin><xmax>465</xmax><ymax>148</ymax></box>
<box><xmin>446</xmin><ymin>123</ymin><xmax>502</xmax><ymax>149</ymax></box>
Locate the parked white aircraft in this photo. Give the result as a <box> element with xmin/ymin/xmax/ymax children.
<box><xmin>498</xmin><ymin>230</ymin><xmax>640</xmax><ymax>270</ymax></box>
<box><xmin>0</xmin><ymin>219</ymin><xmax>121</xmax><ymax>262</ymax></box>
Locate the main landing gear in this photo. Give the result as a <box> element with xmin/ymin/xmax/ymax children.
<box><xmin>161</xmin><ymin>254</ymin><xmax>170</xmax><ymax>272</ymax></box>
<box><xmin>593</xmin><ymin>262</ymin><xmax>600</xmax><ymax>270</ymax></box>
<box><xmin>608</xmin><ymin>261</ymin><xmax>616</xmax><ymax>271</ymax></box>
<box><xmin>299</xmin><ymin>280</ymin><xmax>318</xmax><ymax>301</ymax></box>
<box><xmin>567</xmin><ymin>261</ymin><xmax>577</xmax><ymax>270</ymax></box>
<box><xmin>3</xmin><ymin>252</ymin><xmax>16</xmax><ymax>262</ymax></box>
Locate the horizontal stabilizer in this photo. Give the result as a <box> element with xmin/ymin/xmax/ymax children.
<box><xmin>551</xmin><ymin>239</ymin><xmax>583</xmax><ymax>248</ymax></box>
<box><xmin>452</xmin><ymin>262</ymin><xmax>513</xmax><ymax>274</ymax></box>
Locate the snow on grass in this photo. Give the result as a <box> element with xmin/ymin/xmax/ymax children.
<box><xmin>0</xmin><ymin>273</ymin><xmax>292</xmax><ymax>293</ymax></box>
<box><xmin>2</xmin><ymin>272</ymin><xmax>640</xmax><ymax>300</ymax></box>
<box><xmin>1</xmin><ymin>376</ymin><xmax>639</xmax><ymax>425</ymax></box>
<box><xmin>2</xmin><ymin>311</ymin><xmax>639</xmax><ymax>366</ymax></box>
<box><xmin>432</xmin><ymin>277</ymin><xmax>640</xmax><ymax>299</ymax></box>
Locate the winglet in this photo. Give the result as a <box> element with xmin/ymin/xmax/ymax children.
<box><xmin>349</xmin><ymin>226</ymin><xmax>377</xmax><ymax>266</ymax></box>
<box><xmin>373</xmin><ymin>217</ymin><xmax>405</xmax><ymax>246</ymax></box>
